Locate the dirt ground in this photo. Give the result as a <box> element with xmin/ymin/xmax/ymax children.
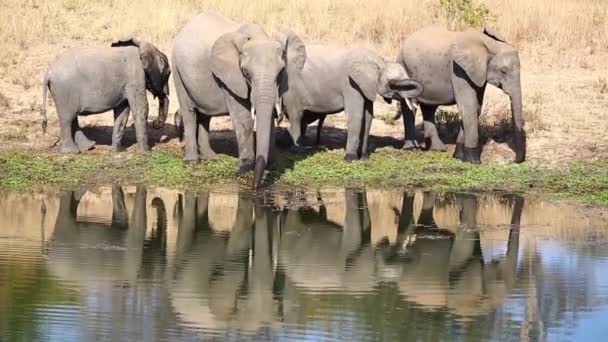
<box><xmin>1</xmin><ymin>42</ymin><xmax>607</xmax><ymax>167</ymax></box>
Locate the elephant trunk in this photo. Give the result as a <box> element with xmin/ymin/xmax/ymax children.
<box><xmin>252</xmin><ymin>79</ymin><xmax>277</xmax><ymax>190</ymax></box>
<box><xmin>153</xmin><ymin>84</ymin><xmax>170</xmax><ymax>129</ymax></box>
<box><xmin>506</xmin><ymin>74</ymin><xmax>526</xmax><ymax>163</ymax></box>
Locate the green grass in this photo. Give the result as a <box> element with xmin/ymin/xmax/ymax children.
<box><xmin>1</xmin><ymin>148</ymin><xmax>607</xmax><ymax>205</ymax></box>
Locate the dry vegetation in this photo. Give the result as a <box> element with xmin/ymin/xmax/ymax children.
<box><xmin>0</xmin><ymin>0</ymin><xmax>607</xmax><ymax>165</ymax></box>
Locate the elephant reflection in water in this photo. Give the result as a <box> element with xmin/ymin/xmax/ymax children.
<box><xmin>48</xmin><ymin>186</ymin><xmax>155</xmax><ymax>283</ymax></box>
<box><xmin>44</xmin><ymin>185</ymin><xmax>169</xmax><ymax>338</ymax></box>
<box><xmin>171</xmin><ymin>191</ymin><xmax>280</xmax><ymax>333</ymax></box>
<box><xmin>278</xmin><ymin>189</ymin><xmax>378</xmax><ymax>293</ymax></box>
<box><xmin>375</xmin><ymin>192</ymin><xmax>524</xmax><ymax>319</ymax></box>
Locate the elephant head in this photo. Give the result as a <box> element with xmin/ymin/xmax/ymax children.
<box><xmin>211</xmin><ymin>26</ymin><xmax>306</xmax><ymax>189</ymax></box>
<box><xmin>451</xmin><ymin>27</ymin><xmax>526</xmax><ymax>163</ymax></box>
<box><xmin>349</xmin><ymin>52</ymin><xmax>424</xmax><ymax>105</ymax></box>
<box><xmin>111</xmin><ymin>36</ymin><xmax>171</xmax><ymax>130</ymax></box>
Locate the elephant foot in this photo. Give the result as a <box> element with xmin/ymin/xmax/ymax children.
<box><xmin>453</xmin><ymin>143</ymin><xmax>465</xmax><ymax>161</ymax></box>
<box><xmin>111</xmin><ymin>144</ymin><xmax>125</xmax><ymax>152</ymax></box>
<box><xmin>463</xmin><ymin>147</ymin><xmax>482</xmax><ymax>164</ymax></box>
<box><xmin>344</xmin><ymin>153</ymin><xmax>358</xmax><ymax>162</ymax></box>
<box><xmin>75</xmin><ymin>132</ymin><xmax>95</xmax><ymax>152</ymax></box>
<box><xmin>425</xmin><ymin>137</ymin><xmax>447</xmax><ymax>152</ymax></box>
<box><xmin>288</xmin><ymin>145</ymin><xmax>307</xmax><ymax>154</ymax></box>
<box><xmin>200</xmin><ymin>150</ymin><xmax>219</xmax><ymax>161</ymax></box>
<box><xmin>360</xmin><ymin>152</ymin><xmax>370</xmax><ymax>160</ymax></box>
<box><xmin>402</xmin><ymin>140</ymin><xmax>420</xmax><ymax>151</ymax></box>
<box><xmin>59</xmin><ymin>142</ymin><xmax>80</xmax><ymax>154</ymax></box>
<box><xmin>238</xmin><ymin>159</ymin><xmax>255</xmax><ymax>175</ymax></box>
<box><xmin>183</xmin><ymin>151</ymin><xmax>200</xmax><ymax>163</ymax></box>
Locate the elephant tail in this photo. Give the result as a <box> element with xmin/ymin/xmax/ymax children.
<box><xmin>41</xmin><ymin>72</ymin><xmax>50</xmax><ymax>134</ymax></box>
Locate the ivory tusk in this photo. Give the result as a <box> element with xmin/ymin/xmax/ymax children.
<box><xmin>251</xmin><ymin>105</ymin><xmax>256</xmax><ymax>131</ymax></box>
<box><xmin>275</xmin><ymin>98</ymin><xmax>283</xmax><ymax>125</ymax></box>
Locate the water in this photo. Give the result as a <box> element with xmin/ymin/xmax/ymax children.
<box><xmin>1</xmin><ymin>186</ymin><xmax>608</xmax><ymax>341</ymax></box>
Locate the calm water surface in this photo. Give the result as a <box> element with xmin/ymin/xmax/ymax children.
<box><xmin>1</xmin><ymin>186</ymin><xmax>608</xmax><ymax>341</ymax></box>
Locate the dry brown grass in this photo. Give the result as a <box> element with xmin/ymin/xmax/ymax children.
<box><xmin>1</xmin><ymin>0</ymin><xmax>607</xmax><ymax>56</ymax></box>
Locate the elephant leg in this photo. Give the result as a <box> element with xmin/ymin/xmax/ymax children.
<box><xmin>344</xmin><ymin>90</ymin><xmax>365</xmax><ymax>161</ymax></box>
<box><xmin>315</xmin><ymin>114</ymin><xmax>326</xmax><ymax>145</ymax></box>
<box><xmin>126</xmin><ymin>86</ymin><xmax>150</xmax><ymax>152</ymax></box>
<box><xmin>300</xmin><ymin>119</ymin><xmax>308</xmax><ymax>141</ymax></box>
<box><xmin>453</xmin><ymin>126</ymin><xmax>465</xmax><ymax>161</ymax></box>
<box><xmin>111</xmin><ymin>184</ymin><xmax>129</xmax><ymax>228</ymax></box>
<box><xmin>112</xmin><ymin>102</ymin><xmax>130</xmax><ymax>152</ymax></box>
<box><xmin>420</xmin><ymin>104</ymin><xmax>447</xmax><ymax>151</ymax></box>
<box><xmin>174</xmin><ymin>71</ymin><xmax>199</xmax><ymax>162</ymax></box>
<box><xmin>360</xmin><ymin>100</ymin><xmax>373</xmax><ymax>160</ymax></box>
<box><xmin>400</xmin><ymin>99</ymin><xmax>419</xmax><ymax>150</ymax></box>
<box><xmin>225</xmin><ymin>95</ymin><xmax>255</xmax><ymax>173</ymax></box>
<box><xmin>452</xmin><ymin>78</ymin><xmax>483</xmax><ymax>164</ymax></box>
<box><xmin>196</xmin><ymin>113</ymin><xmax>218</xmax><ymax>160</ymax></box>
<box><xmin>58</xmin><ymin>114</ymin><xmax>79</xmax><ymax>154</ymax></box>
<box><xmin>72</xmin><ymin>118</ymin><xmax>95</xmax><ymax>152</ymax></box>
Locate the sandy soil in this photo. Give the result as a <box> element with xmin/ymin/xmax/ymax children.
<box><xmin>1</xmin><ymin>42</ymin><xmax>607</xmax><ymax>167</ymax></box>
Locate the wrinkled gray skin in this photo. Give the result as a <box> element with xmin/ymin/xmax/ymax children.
<box><xmin>397</xmin><ymin>26</ymin><xmax>525</xmax><ymax>163</ymax></box>
<box><xmin>281</xmin><ymin>42</ymin><xmax>423</xmax><ymax>160</ymax></box>
<box><xmin>172</xmin><ymin>11</ymin><xmax>306</xmax><ymax>188</ymax></box>
<box><xmin>42</xmin><ymin>37</ymin><xmax>171</xmax><ymax>153</ymax></box>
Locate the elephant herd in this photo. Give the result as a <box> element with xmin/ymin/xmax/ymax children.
<box><xmin>42</xmin><ymin>10</ymin><xmax>526</xmax><ymax>189</ymax></box>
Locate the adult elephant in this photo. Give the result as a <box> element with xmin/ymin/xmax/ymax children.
<box><xmin>397</xmin><ymin>26</ymin><xmax>525</xmax><ymax>163</ymax></box>
<box><xmin>42</xmin><ymin>37</ymin><xmax>171</xmax><ymax>153</ymax></box>
<box><xmin>280</xmin><ymin>40</ymin><xmax>423</xmax><ymax>160</ymax></box>
<box><xmin>172</xmin><ymin>11</ymin><xmax>306</xmax><ymax>188</ymax></box>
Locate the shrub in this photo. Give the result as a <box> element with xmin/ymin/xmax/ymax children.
<box><xmin>438</xmin><ymin>0</ymin><xmax>494</xmax><ymax>29</ymax></box>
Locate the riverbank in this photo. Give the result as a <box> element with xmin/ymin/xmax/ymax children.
<box><xmin>1</xmin><ymin>148</ymin><xmax>606</xmax><ymax>205</ymax></box>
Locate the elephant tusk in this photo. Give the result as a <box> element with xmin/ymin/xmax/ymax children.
<box><xmin>404</xmin><ymin>97</ymin><xmax>416</xmax><ymax>112</ymax></box>
<box><xmin>275</xmin><ymin>98</ymin><xmax>283</xmax><ymax>125</ymax></box>
<box><xmin>251</xmin><ymin>105</ymin><xmax>257</xmax><ymax>132</ymax></box>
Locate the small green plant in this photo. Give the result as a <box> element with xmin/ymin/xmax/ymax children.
<box><xmin>438</xmin><ymin>0</ymin><xmax>494</xmax><ymax>29</ymax></box>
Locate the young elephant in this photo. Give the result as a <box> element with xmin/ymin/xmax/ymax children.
<box><xmin>279</xmin><ymin>37</ymin><xmax>423</xmax><ymax>160</ymax></box>
<box><xmin>396</xmin><ymin>26</ymin><xmax>525</xmax><ymax>163</ymax></box>
<box><xmin>41</xmin><ymin>37</ymin><xmax>171</xmax><ymax>153</ymax></box>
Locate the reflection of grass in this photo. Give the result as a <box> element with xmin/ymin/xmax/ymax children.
<box><xmin>1</xmin><ymin>149</ymin><xmax>607</xmax><ymax>205</ymax></box>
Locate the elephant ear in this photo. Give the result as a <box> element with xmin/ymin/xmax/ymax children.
<box><xmin>276</xmin><ymin>31</ymin><xmax>306</xmax><ymax>71</ymax></box>
<box><xmin>450</xmin><ymin>40</ymin><xmax>489</xmax><ymax>88</ymax></box>
<box><xmin>211</xmin><ymin>31</ymin><xmax>249</xmax><ymax>100</ymax></box>
<box><xmin>349</xmin><ymin>59</ymin><xmax>380</xmax><ymax>101</ymax></box>
<box><xmin>483</xmin><ymin>26</ymin><xmax>507</xmax><ymax>43</ymax></box>
<box><xmin>111</xmin><ymin>36</ymin><xmax>166</xmax><ymax>97</ymax></box>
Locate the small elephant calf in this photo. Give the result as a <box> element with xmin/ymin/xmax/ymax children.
<box><xmin>41</xmin><ymin>36</ymin><xmax>171</xmax><ymax>153</ymax></box>
<box><xmin>278</xmin><ymin>35</ymin><xmax>424</xmax><ymax>161</ymax></box>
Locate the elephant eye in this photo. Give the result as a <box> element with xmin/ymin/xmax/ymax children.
<box><xmin>241</xmin><ymin>67</ymin><xmax>249</xmax><ymax>77</ymax></box>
